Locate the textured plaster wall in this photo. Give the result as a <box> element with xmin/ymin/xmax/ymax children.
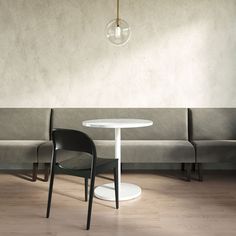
<box><xmin>0</xmin><ymin>0</ymin><xmax>236</xmax><ymax>107</ymax></box>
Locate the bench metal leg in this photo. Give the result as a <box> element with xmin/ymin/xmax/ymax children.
<box><xmin>32</xmin><ymin>163</ymin><xmax>38</xmax><ymax>182</ymax></box>
<box><xmin>185</xmin><ymin>163</ymin><xmax>191</xmax><ymax>181</ymax></box>
<box><xmin>44</xmin><ymin>163</ymin><xmax>51</xmax><ymax>182</ymax></box>
<box><xmin>197</xmin><ymin>163</ymin><xmax>203</xmax><ymax>181</ymax></box>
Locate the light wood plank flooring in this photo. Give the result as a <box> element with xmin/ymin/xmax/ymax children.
<box><xmin>0</xmin><ymin>171</ymin><xmax>236</xmax><ymax>236</ymax></box>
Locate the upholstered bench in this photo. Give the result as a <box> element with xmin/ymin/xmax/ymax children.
<box><xmin>37</xmin><ymin>108</ymin><xmax>195</xmax><ymax>180</ymax></box>
<box><xmin>0</xmin><ymin>108</ymin><xmax>51</xmax><ymax>181</ymax></box>
<box><xmin>189</xmin><ymin>108</ymin><xmax>236</xmax><ymax>180</ymax></box>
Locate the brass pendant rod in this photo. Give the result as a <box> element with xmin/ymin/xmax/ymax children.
<box><xmin>116</xmin><ymin>0</ymin><xmax>120</xmax><ymax>26</ymax></box>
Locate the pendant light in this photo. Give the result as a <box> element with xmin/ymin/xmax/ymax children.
<box><xmin>106</xmin><ymin>0</ymin><xmax>131</xmax><ymax>46</ymax></box>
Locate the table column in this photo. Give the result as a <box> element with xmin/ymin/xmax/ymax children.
<box><xmin>94</xmin><ymin>127</ymin><xmax>142</xmax><ymax>201</ymax></box>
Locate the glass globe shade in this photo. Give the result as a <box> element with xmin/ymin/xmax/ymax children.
<box><xmin>106</xmin><ymin>19</ymin><xmax>131</xmax><ymax>46</ymax></box>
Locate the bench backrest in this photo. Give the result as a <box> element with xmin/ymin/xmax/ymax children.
<box><xmin>0</xmin><ymin>108</ymin><xmax>51</xmax><ymax>140</ymax></box>
<box><xmin>189</xmin><ymin>108</ymin><xmax>236</xmax><ymax>140</ymax></box>
<box><xmin>52</xmin><ymin>108</ymin><xmax>188</xmax><ymax>140</ymax></box>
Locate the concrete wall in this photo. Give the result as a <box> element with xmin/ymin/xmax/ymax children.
<box><xmin>0</xmin><ymin>0</ymin><xmax>236</xmax><ymax>108</ymax></box>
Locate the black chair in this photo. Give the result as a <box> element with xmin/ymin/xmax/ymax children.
<box><xmin>46</xmin><ymin>129</ymin><xmax>119</xmax><ymax>230</ymax></box>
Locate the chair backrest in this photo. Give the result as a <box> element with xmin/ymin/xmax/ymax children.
<box><xmin>52</xmin><ymin>129</ymin><xmax>96</xmax><ymax>157</ymax></box>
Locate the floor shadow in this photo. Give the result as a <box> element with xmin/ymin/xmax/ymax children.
<box><xmin>154</xmin><ymin>170</ymin><xmax>189</xmax><ymax>182</ymax></box>
<box><xmin>13</xmin><ymin>172</ymin><xmax>34</xmax><ymax>182</ymax></box>
<box><xmin>12</xmin><ymin>171</ymin><xmax>47</xmax><ymax>182</ymax></box>
<box><xmin>96</xmin><ymin>174</ymin><xmax>114</xmax><ymax>181</ymax></box>
<box><xmin>37</xmin><ymin>176</ymin><xmax>47</xmax><ymax>182</ymax></box>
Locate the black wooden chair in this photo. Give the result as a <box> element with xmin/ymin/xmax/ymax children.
<box><xmin>46</xmin><ymin>129</ymin><xmax>119</xmax><ymax>230</ymax></box>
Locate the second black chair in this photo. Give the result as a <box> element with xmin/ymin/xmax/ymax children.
<box><xmin>46</xmin><ymin>128</ymin><xmax>119</xmax><ymax>230</ymax></box>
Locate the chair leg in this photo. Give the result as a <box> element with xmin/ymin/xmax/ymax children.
<box><xmin>84</xmin><ymin>178</ymin><xmax>88</xmax><ymax>202</ymax></box>
<box><xmin>46</xmin><ymin>166</ymin><xmax>55</xmax><ymax>218</ymax></box>
<box><xmin>197</xmin><ymin>163</ymin><xmax>203</xmax><ymax>181</ymax></box>
<box><xmin>44</xmin><ymin>163</ymin><xmax>51</xmax><ymax>182</ymax></box>
<box><xmin>181</xmin><ymin>163</ymin><xmax>185</xmax><ymax>171</ymax></box>
<box><xmin>86</xmin><ymin>172</ymin><xmax>95</xmax><ymax>230</ymax></box>
<box><xmin>114</xmin><ymin>167</ymin><xmax>119</xmax><ymax>209</ymax></box>
<box><xmin>32</xmin><ymin>163</ymin><xmax>38</xmax><ymax>182</ymax></box>
<box><xmin>185</xmin><ymin>163</ymin><xmax>191</xmax><ymax>181</ymax></box>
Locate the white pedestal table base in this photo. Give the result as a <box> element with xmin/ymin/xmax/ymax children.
<box><xmin>83</xmin><ymin>119</ymin><xmax>153</xmax><ymax>202</ymax></box>
<box><xmin>94</xmin><ymin>182</ymin><xmax>142</xmax><ymax>201</ymax></box>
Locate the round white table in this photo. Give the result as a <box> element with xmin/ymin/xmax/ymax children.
<box><xmin>82</xmin><ymin>119</ymin><xmax>153</xmax><ymax>201</ymax></box>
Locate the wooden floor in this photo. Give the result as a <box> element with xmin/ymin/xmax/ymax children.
<box><xmin>0</xmin><ymin>170</ymin><xmax>236</xmax><ymax>236</ymax></box>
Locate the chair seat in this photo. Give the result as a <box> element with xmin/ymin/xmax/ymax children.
<box><xmin>58</xmin><ymin>154</ymin><xmax>116</xmax><ymax>170</ymax></box>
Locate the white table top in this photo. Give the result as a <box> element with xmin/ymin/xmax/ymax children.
<box><xmin>82</xmin><ymin>118</ymin><xmax>153</xmax><ymax>129</ymax></box>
